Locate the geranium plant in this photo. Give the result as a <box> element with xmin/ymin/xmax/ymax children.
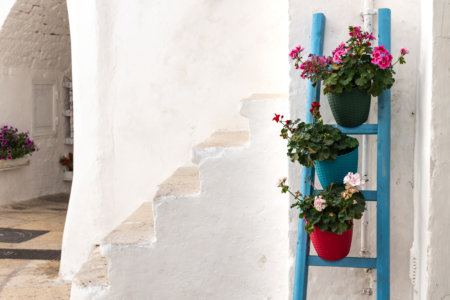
<box><xmin>0</xmin><ymin>125</ymin><xmax>37</xmax><ymax>160</ymax></box>
<box><xmin>273</xmin><ymin>102</ymin><xmax>358</xmax><ymax>168</ymax></box>
<box><xmin>278</xmin><ymin>172</ymin><xmax>366</xmax><ymax>234</ymax></box>
<box><xmin>59</xmin><ymin>152</ymin><xmax>73</xmax><ymax>171</ymax></box>
<box><xmin>290</xmin><ymin>26</ymin><xmax>409</xmax><ymax>96</ymax></box>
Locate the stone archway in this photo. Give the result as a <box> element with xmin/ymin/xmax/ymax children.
<box><xmin>0</xmin><ymin>0</ymin><xmax>73</xmax><ymax>204</ymax></box>
<box><xmin>0</xmin><ymin>0</ymin><xmax>73</xmax><ymax>297</ymax></box>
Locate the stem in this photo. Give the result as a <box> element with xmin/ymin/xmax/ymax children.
<box><xmin>286</xmin><ymin>189</ymin><xmax>298</xmax><ymax>199</ymax></box>
<box><xmin>391</xmin><ymin>58</ymin><xmax>400</xmax><ymax>66</ymax></box>
<box><xmin>282</xmin><ymin>184</ymin><xmax>305</xmax><ymax>201</ymax></box>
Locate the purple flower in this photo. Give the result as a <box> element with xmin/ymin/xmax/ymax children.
<box><xmin>0</xmin><ymin>124</ymin><xmax>37</xmax><ymax>157</ymax></box>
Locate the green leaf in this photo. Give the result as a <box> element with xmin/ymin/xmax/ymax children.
<box><xmin>336</xmin><ymin>223</ymin><xmax>348</xmax><ymax>234</ymax></box>
<box><xmin>332</xmin><ymin>63</ymin><xmax>341</xmax><ymax>70</ymax></box>
<box><xmin>330</xmin><ymin>223</ymin><xmax>338</xmax><ymax>233</ymax></box>
<box><xmin>305</xmin><ymin>222</ymin><xmax>314</xmax><ymax>234</ymax></box>
<box><xmin>355</xmin><ymin>76</ymin><xmax>368</xmax><ymax>86</ymax></box>
<box><xmin>323</xmin><ymin>139</ymin><xmax>334</xmax><ymax>146</ymax></box>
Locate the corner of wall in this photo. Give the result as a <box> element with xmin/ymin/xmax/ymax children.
<box><xmin>411</xmin><ymin>0</ymin><xmax>433</xmax><ymax>298</ymax></box>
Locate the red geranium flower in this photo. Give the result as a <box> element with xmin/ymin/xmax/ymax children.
<box><xmin>273</xmin><ymin>114</ymin><xmax>281</xmax><ymax>123</ymax></box>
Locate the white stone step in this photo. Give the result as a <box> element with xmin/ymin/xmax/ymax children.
<box><xmin>192</xmin><ymin>130</ymin><xmax>249</xmax><ymax>164</ymax></box>
<box><xmin>238</xmin><ymin>94</ymin><xmax>288</xmax><ymax>146</ymax></box>
<box><xmin>155</xmin><ymin>164</ymin><xmax>200</xmax><ymax>199</ymax></box>
<box><xmin>102</xmin><ymin>201</ymin><xmax>155</xmax><ymax>248</ymax></box>
<box><xmin>239</xmin><ymin>93</ymin><xmax>287</xmax><ymax>119</ymax></box>
<box><xmin>71</xmin><ymin>166</ymin><xmax>201</xmax><ymax>300</ymax></box>
<box><xmin>71</xmin><ymin>247</ymin><xmax>109</xmax><ymax>299</ymax></box>
<box><xmin>101</xmin><ymin>165</ymin><xmax>200</xmax><ymax>252</ymax></box>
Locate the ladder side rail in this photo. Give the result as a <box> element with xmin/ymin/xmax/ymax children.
<box><xmin>293</xmin><ymin>12</ymin><xmax>326</xmax><ymax>300</ymax></box>
<box><xmin>376</xmin><ymin>8</ymin><xmax>391</xmax><ymax>300</ymax></box>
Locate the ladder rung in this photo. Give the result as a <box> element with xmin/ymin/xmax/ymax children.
<box><xmin>332</xmin><ymin>124</ymin><xmax>378</xmax><ymax>135</ymax></box>
<box><xmin>308</xmin><ymin>256</ymin><xmax>377</xmax><ymax>269</ymax></box>
<box><xmin>360</xmin><ymin>190</ymin><xmax>377</xmax><ymax>201</ymax></box>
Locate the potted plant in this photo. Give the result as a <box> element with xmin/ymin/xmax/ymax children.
<box><xmin>0</xmin><ymin>125</ymin><xmax>37</xmax><ymax>170</ymax></box>
<box><xmin>278</xmin><ymin>172</ymin><xmax>366</xmax><ymax>260</ymax></box>
<box><xmin>274</xmin><ymin>102</ymin><xmax>358</xmax><ymax>188</ymax></box>
<box><xmin>59</xmin><ymin>152</ymin><xmax>73</xmax><ymax>181</ymax></box>
<box><xmin>290</xmin><ymin>26</ymin><xmax>409</xmax><ymax>127</ymax></box>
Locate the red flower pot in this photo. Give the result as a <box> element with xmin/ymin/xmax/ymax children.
<box><xmin>310</xmin><ymin>224</ymin><xmax>353</xmax><ymax>261</ymax></box>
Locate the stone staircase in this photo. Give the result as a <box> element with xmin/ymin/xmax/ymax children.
<box><xmin>71</xmin><ymin>94</ymin><xmax>290</xmax><ymax>300</ymax></box>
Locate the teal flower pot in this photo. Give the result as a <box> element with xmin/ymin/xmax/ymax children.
<box><xmin>327</xmin><ymin>89</ymin><xmax>371</xmax><ymax>128</ymax></box>
<box><xmin>315</xmin><ymin>146</ymin><xmax>358</xmax><ymax>188</ymax></box>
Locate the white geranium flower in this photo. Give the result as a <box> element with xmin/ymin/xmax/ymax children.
<box><xmin>343</xmin><ymin>172</ymin><xmax>365</xmax><ymax>188</ymax></box>
<box><xmin>314</xmin><ymin>195</ymin><xmax>327</xmax><ymax>212</ymax></box>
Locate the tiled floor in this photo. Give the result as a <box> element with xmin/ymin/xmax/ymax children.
<box><xmin>0</xmin><ymin>194</ymin><xmax>71</xmax><ymax>299</ymax></box>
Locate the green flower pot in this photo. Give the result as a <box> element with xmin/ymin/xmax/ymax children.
<box><xmin>315</xmin><ymin>146</ymin><xmax>358</xmax><ymax>188</ymax></box>
<box><xmin>327</xmin><ymin>89</ymin><xmax>371</xmax><ymax>128</ymax></box>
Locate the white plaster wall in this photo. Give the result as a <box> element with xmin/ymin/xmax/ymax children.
<box><xmin>289</xmin><ymin>1</ymin><xmax>419</xmax><ymax>299</ymax></box>
<box><xmin>0</xmin><ymin>0</ymin><xmax>72</xmax><ymax>205</ymax></box>
<box><xmin>0</xmin><ymin>0</ymin><xmax>15</xmax><ymax>28</ymax></box>
<box><xmin>61</xmin><ymin>0</ymin><xmax>289</xmax><ymax>278</ymax></box>
<box><xmin>424</xmin><ymin>0</ymin><xmax>450</xmax><ymax>298</ymax></box>
<box><xmin>412</xmin><ymin>0</ymin><xmax>433</xmax><ymax>298</ymax></box>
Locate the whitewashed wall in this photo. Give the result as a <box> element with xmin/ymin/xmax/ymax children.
<box><xmin>416</xmin><ymin>0</ymin><xmax>450</xmax><ymax>299</ymax></box>
<box><xmin>412</xmin><ymin>0</ymin><xmax>432</xmax><ymax>298</ymax></box>
<box><xmin>289</xmin><ymin>1</ymin><xmax>419</xmax><ymax>299</ymax></box>
<box><xmin>0</xmin><ymin>0</ymin><xmax>72</xmax><ymax>205</ymax></box>
<box><xmin>61</xmin><ymin>0</ymin><xmax>289</xmax><ymax>278</ymax></box>
<box><xmin>59</xmin><ymin>0</ymin><xmax>450</xmax><ymax>297</ymax></box>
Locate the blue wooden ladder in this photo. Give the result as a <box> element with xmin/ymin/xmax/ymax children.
<box><xmin>293</xmin><ymin>8</ymin><xmax>391</xmax><ymax>300</ymax></box>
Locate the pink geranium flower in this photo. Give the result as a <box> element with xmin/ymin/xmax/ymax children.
<box><xmin>376</xmin><ymin>55</ymin><xmax>392</xmax><ymax>69</ymax></box>
<box><xmin>400</xmin><ymin>48</ymin><xmax>410</xmax><ymax>55</ymax></box>
<box><xmin>332</xmin><ymin>42</ymin><xmax>346</xmax><ymax>55</ymax></box>
<box><xmin>371</xmin><ymin>46</ymin><xmax>393</xmax><ymax>69</ymax></box>
<box><xmin>372</xmin><ymin>51</ymin><xmax>381</xmax><ymax>59</ymax></box>
<box><xmin>374</xmin><ymin>45</ymin><xmax>389</xmax><ymax>54</ymax></box>
<box><xmin>332</xmin><ymin>43</ymin><xmax>350</xmax><ymax>63</ymax></box>
<box><xmin>367</xmin><ymin>33</ymin><xmax>375</xmax><ymax>40</ymax></box>
<box><xmin>289</xmin><ymin>45</ymin><xmax>304</xmax><ymax>59</ymax></box>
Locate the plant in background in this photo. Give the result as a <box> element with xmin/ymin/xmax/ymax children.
<box><xmin>59</xmin><ymin>152</ymin><xmax>73</xmax><ymax>171</ymax></box>
<box><xmin>278</xmin><ymin>172</ymin><xmax>366</xmax><ymax>234</ymax></box>
<box><xmin>273</xmin><ymin>102</ymin><xmax>358</xmax><ymax>168</ymax></box>
<box><xmin>290</xmin><ymin>26</ymin><xmax>409</xmax><ymax>96</ymax></box>
<box><xmin>0</xmin><ymin>125</ymin><xmax>37</xmax><ymax>160</ymax></box>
